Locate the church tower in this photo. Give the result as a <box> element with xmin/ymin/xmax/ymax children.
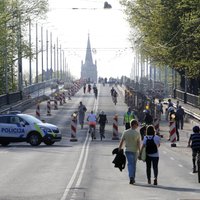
<box><xmin>81</xmin><ymin>34</ymin><xmax>97</xmax><ymax>83</ymax></box>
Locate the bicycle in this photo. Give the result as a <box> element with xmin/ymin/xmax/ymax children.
<box><xmin>113</xmin><ymin>96</ymin><xmax>117</xmax><ymax>105</ymax></box>
<box><xmin>89</xmin><ymin>124</ymin><xmax>96</xmax><ymax>140</ymax></box>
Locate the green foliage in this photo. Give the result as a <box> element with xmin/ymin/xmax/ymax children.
<box><xmin>0</xmin><ymin>0</ymin><xmax>48</xmax><ymax>94</ymax></box>
<box><xmin>120</xmin><ymin>0</ymin><xmax>200</xmax><ymax>78</ymax></box>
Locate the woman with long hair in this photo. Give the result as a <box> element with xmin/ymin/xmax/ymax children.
<box><xmin>139</xmin><ymin>125</ymin><xmax>161</xmax><ymax>185</ymax></box>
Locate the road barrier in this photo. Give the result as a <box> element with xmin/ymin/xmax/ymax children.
<box><xmin>70</xmin><ymin>112</ymin><xmax>78</xmax><ymax>142</ymax></box>
<box><xmin>47</xmin><ymin>100</ymin><xmax>51</xmax><ymax>116</ymax></box>
<box><xmin>112</xmin><ymin>114</ymin><xmax>119</xmax><ymax>140</ymax></box>
<box><xmin>154</xmin><ymin>118</ymin><xmax>161</xmax><ymax>137</ymax></box>
<box><xmin>36</xmin><ymin>102</ymin><xmax>40</xmax><ymax>118</ymax></box>
<box><xmin>169</xmin><ymin>120</ymin><xmax>176</xmax><ymax>147</ymax></box>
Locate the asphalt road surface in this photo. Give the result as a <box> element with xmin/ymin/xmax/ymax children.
<box><xmin>0</xmin><ymin>84</ymin><xmax>200</xmax><ymax>200</ymax></box>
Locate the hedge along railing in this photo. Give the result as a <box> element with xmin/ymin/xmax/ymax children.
<box><xmin>174</xmin><ymin>89</ymin><xmax>200</xmax><ymax>108</ymax></box>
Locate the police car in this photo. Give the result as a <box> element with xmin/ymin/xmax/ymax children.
<box><xmin>0</xmin><ymin>113</ymin><xmax>62</xmax><ymax>146</ymax></box>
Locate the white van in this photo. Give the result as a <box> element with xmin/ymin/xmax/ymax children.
<box><xmin>0</xmin><ymin>113</ymin><xmax>62</xmax><ymax>146</ymax></box>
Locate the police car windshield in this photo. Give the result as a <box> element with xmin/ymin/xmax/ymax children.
<box><xmin>19</xmin><ymin>114</ymin><xmax>42</xmax><ymax>124</ymax></box>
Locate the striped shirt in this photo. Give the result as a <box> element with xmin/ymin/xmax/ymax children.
<box><xmin>190</xmin><ymin>133</ymin><xmax>200</xmax><ymax>150</ymax></box>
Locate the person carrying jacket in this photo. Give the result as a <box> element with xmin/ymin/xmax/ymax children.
<box><xmin>118</xmin><ymin>119</ymin><xmax>140</xmax><ymax>184</ymax></box>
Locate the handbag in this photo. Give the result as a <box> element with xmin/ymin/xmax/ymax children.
<box><xmin>141</xmin><ymin>147</ymin><xmax>146</xmax><ymax>162</ymax></box>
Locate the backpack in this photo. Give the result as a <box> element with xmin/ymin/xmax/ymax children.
<box><xmin>146</xmin><ymin>136</ymin><xmax>158</xmax><ymax>154</ymax></box>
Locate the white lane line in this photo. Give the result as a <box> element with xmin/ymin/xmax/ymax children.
<box><xmin>178</xmin><ymin>164</ymin><xmax>183</xmax><ymax>168</ymax></box>
<box><xmin>76</xmin><ymin>133</ymin><xmax>91</xmax><ymax>186</ymax></box>
<box><xmin>61</xmin><ymin>90</ymin><xmax>99</xmax><ymax>200</ymax></box>
<box><xmin>60</xmin><ymin>133</ymin><xmax>89</xmax><ymax>200</ymax></box>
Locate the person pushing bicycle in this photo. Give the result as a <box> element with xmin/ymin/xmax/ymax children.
<box><xmin>188</xmin><ymin>126</ymin><xmax>200</xmax><ymax>173</ymax></box>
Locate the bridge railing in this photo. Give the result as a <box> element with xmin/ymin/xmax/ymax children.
<box><xmin>174</xmin><ymin>89</ymin><xmax>200</xmax><ymax>108</ymax></box>
<box><xmin>0</xmin><ymin>80</ymin><xmax>55</xmax><ymax>107</ymax></box>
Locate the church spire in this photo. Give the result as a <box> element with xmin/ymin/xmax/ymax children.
<box><xmin>85</xmin><ymin>34</ymin><xmax>93</xmax><ymax>64</ymax></box>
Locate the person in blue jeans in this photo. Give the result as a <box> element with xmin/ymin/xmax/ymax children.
<box><xmin>118</xmin><ymin>119</ymin><xmax>140</xmax><ymax>184</ymax></box>
<box><xmin>139</xmin><ymin>125</ymin><xmax>161</xmax><ymax>185</ymax></box>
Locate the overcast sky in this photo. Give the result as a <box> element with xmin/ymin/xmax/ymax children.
<box><xmin>41</xmin><ymin>0</ymin><xmax>134</xmax><ymax>79</ymax></box>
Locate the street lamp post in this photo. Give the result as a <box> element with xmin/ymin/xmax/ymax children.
<box><xmin>50</xmin><ymin>32</ymin><xmax>53</xmax><ymax>80</ymax></box>
<box><xmin>17</xmin><ymin>10</ymin><xmax>23</xmax><ymax>100</ymax></box>
<box><xmin>35</xmin><ymin>23</ymin><xmax>38</xmax><ymax>83</ymax></box>
<box><xmin>41</xmin><ymin>26</ymin><xmax>44</xmax><ymax>82</ymax></box>
<box><xmin>29</xmin><ymin>18</ymin><xmax>32</xmax><ymax>85</ymax></box>
<box><xmin>46</xmin><ymin>29</ymin><xmax>49</xmax><ymax>80</ymax></box>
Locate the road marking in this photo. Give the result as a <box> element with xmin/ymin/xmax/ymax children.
<box><xmin>60</xmin><ymin>133</ymin><xmax>89</xmax><ymax>200</ymax></box>
<box><xmin>178</xmin><ymin>164</ymin><xmax>183</xmax><ymax>167</ymax></box>
<box><xmin>61</xmin><ymin>93</ymin><xmax>98</xmax><ymax>200</ymax></box>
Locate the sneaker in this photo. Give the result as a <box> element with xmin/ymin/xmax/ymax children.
<box><xmin>153</xmin><ymin>179</ymin><xmax>157</xmax><ymax>185</ymax></box>
<box><xmin>193</xmin><ymin>167</ymin><xmax>197</xmax><ymax>173</ymax></box>
<box><xmin>129</xmin><ymin>178</ymin><xmax>135</xmax><ymax>185</ymax></box>
<box><xmin>148</xmin><ymin>179</ymin><xmax>151</xmax><ymax>184</ymax></box>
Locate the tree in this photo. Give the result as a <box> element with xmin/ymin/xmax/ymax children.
<box><xmin>120</xmin><ymin>0</ymin><xmax>200</xmax><ymax>93</ymax></box>
<box><xmin>0</xmin><ymin>0</ymin><xmax>48</xmax><ymax>94</ymax></box>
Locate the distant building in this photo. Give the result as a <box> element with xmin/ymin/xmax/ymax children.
<box><xmin>81</xmin><ymin>35</ymin><xmax>97</xmax><ymax>83</ymax></box>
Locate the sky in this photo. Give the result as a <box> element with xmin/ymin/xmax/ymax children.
<box><xmin>33</xmin><ymin>0</ymin><xmax>135</xmax><ymax>80</ymax></box>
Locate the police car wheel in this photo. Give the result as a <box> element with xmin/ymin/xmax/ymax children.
<box><xmin>44</xmin><ymin>135</ymin><xmax>55</xmax><ymax>145</ymax></box>
<box><xmin>29</xmin><ymin>133</ymin><xmax>42</xmax><ymax>146</ymax></box>
<box><xmin>44</xmin><ymin>140</ymin><xmax>55</xmax><ymax>146</ymax></box>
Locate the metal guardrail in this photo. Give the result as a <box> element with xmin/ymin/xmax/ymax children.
<box><xmin>0</xmin><ymin>95</ymin><xmax>48</xmax><ymax>115</ymax></box>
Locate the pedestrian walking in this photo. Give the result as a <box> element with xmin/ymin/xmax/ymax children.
<box><xmin>123</xmin><ymin>107</ymin><xmax>136</xmax><ymax>130</ymax></box>
<box><xmin>143</xmin><ymin>110</ymin><xmax>153</xmax><ymax>125</ymax></box>
<box><xmin>187</xmin><ymin>126</ymin><xmax>200</xmax><ymax>173</ymax></box>
<box><xmin>176</xmin><ymin>105</ymin><xmax>185</xmax><ymax>129</ymax></box>
<box><xmin>139</xmin><ymin>125</ymin><xmax>161</xmax><ymax>185</ymax></box>
<box><xmin>156</xmin><ymin>99</ymin><xmax>163</xmax><ymax>121</ymax></box>
<box><xmin>83</xmin><ymin>84</ymin><xmax>86</xmax><ymax>94</ymax></box>
<box><xmin>118</xmin><ymin>119</ymin><xmax>140</xmax><ymax>184</ymax></box>
<box><xmin>78</xmin><ymin>101</ymin><xmax>87</xmax><ymax>129</ymax></box>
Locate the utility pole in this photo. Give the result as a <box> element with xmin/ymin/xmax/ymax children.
<box><xmin>57</xmin><ymin>38</ymin><xmax>59</xmax><ymax>80</ymax></box>
<box><xmin>53</xmin><ymin>43</ymin><xmax>56</xmax><ymax>79</ymax></box>
<box><xmin>46</xmin><ymin>29</ymin><xmax>49</xmax><ymax>80</ymax></box>
<box><xmin>35</xmin><ymin>23</ymin><xmax>38</xmax><ymax>83</ymax></box>
<box><xmin>29</xmin><ymin>18</ymin><xmax>32</xmax><ymax>85</ymax></box>
<box><xmin>50</xmin><ymin>32</ymin><xmax>53</xmax><ymax>80</ymax></box>
<box><xmin>17</xmin><ymin>9</ymin><xmax>23</xmax><ymax>99</ymax></box>
<box><xmin>41</xmin><ymin>26</ymin><xmax>44</xmax><ymax>82</ymax></box>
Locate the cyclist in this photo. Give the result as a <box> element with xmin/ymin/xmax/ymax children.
<box><xmin>97</xmin><ymin>111</ymin><xmax>108</xmax><ymax>139</ymax></box>
<box><xmin>188</xmin><ymin>126</ymin><xmax>200</xmax><ymax>173</ymax></box>
<box><xmin>87</xmin><ymin>111</ymin><xmax>97</xmax><ymax>139</ymax></box>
